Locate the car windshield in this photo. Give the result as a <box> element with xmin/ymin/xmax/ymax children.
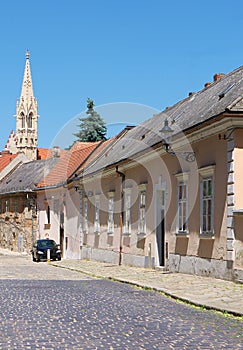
<box><xmin>37</xmin><ymin>240</ymin><xmax>56</xmax><ymax>248</ymax></box>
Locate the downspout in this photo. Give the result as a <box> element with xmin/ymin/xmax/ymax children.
<box><xmin>116</xmin><ymin>166</ymin><xmax>125</xmax><ymax>266</ymax></box>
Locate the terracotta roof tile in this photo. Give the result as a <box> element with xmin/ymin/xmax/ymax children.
<box><xmin>70</xmin><ymin>141</ymin><xmax>100</xmax><ymax>151</ymax></box>
<box><xmin>37</xmin><ymin>143</ymin><xmax>99</xmax><ymax>188</ymax></box>
<box><xmin>37</xmin><ymin>148</ymin><xmax>67</xmax><ymax>160</ymax></box>
<box><xmin>0</xmin><ymin>153</ymin><xmax>17</xmax><ymax>172</ymax></box>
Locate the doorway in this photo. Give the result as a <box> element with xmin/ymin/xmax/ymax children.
<box><xmin>60</xmin><ymin>212</ymin><xmax>64</xmax><ymax>257</ymax></box>
<box><xmin>156</xmin><ymin>189</ymin><xmax>166</xmax><ymax>266</ymax></box>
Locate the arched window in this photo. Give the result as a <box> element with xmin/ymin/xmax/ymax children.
<box><xmin>27</xmin><ymin>113</ymin><xmax>33</xmax><ymax>128</ymax></box>
<box><xmin>20</xmin><ymin>112</ymin><xmax>25</xmax><ymax>128</ymax></box>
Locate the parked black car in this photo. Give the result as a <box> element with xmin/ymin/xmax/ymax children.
<box><xmin>32</xmin><ymin>239</ymin><xmax>61</xmax><ymax>262</ymax></box>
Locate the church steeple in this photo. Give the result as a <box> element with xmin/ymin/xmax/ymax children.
<box><xmin>15</xmin><ymin>50</ymin><xmax>38</xmax><ymax>160</ymax></box>
<box><xmin>20</xmin><ymin>50</ymin><xmax>35</xmax><ymax>103</ymax></box>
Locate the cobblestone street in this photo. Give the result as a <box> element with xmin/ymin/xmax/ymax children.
<box><xmin>0</xmin><ymin>255</ymin><xmax>242</xmax><ymax>349</ymax></box>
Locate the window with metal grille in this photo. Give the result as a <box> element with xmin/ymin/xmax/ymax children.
<box><xmin>201</xmin><ymin>177</ymin><xmax>213</xmax><ymax>234</ymax></box>
<box><xmin>178</xmin><ymin>182</ymin><xmax>188</xmax><ymax>232</ymax></box>
<box><xmin>107</xmin><ymin>193</ymin><xmax>115</xmax><ymax>234</ymax></box>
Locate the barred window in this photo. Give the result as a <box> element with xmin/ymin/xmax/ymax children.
<box><xmin>201</xmin><ymin>177</ymin><xmax>213</xmax><ymax>234</ymax></box>
<box><xmin>198</xmin><ymin>166</ymin><xmax>215</xmax><ymax>236</ymax></box>
<box><xmin>138</xmin><ymin>189</ymin><xmax>146</xmax><ymax>235</ymax></box>
<box><xmin>83</xmin><ymin>198</ymin><xmax>89</xmax><ymax>234</ymax></box>
<box><xmin>107</xmin><ymin>193</ymin><xmax>115</xmax><ymax>234</ymax></box>
<box><xmin>123</xmin><ymin>189</ymin><xmax>132</xmax><ymax>235</ymax></box>
<box><xmin>94</xmin><ymin>196</ymin><xmax>100</xmax><ymax>234</ymax></box>
<box><xmin>178</xmin><ymin>182</ymin><xmax>188</xmax><ymax>232</ymax></box>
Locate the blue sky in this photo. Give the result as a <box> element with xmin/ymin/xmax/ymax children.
<box><xmin>0</xmin><ymin>0</ymin><xmax>242</xmax><ymax>150</ymax></box>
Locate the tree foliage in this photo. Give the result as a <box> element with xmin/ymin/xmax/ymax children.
<box><xmin>73</xmin><ymin>99</ymin><xmax>107</xmax><ymax>142</ymax></box>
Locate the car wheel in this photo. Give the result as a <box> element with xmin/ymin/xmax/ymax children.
<box><xmin>58</xmin><ymin>257</ymin><xmax>61</xmax><ymax>261</ymax></box>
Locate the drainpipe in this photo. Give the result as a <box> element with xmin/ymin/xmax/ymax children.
<box><xmin>115</xmin><ymin>166</ymin><xmax>125</xmax><ymax>266</ymax></box>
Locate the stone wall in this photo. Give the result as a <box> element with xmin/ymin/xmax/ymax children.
<box><xmin>0</xmin><ymin>195</ymin><xmax>37</xmax><ymax>253</ymax></box>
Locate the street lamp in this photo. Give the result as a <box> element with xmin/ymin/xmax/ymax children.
<box><xmin>159</xmin><ymin>119</ymin><xmax>195</xmax><ymax>162</ymax></box>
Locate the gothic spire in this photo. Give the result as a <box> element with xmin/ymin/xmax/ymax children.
<box><xmin>15</xmin><ymin>50</ymin><xmax>38</xmax><ymax>161</ymax></box>
<box><xmin>20</xmin><ymin>50</ymin><xmax>35</xmax><ymax>104</ymax></box>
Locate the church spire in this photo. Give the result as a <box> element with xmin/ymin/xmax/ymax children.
<box><xmin>20</xmin><ymin>50</ymin><xmax>35</xmax><ymax>104</ymax></box>
<box><xmin>15</xmin><ymin>50</ymin><xmax>38</xmax><ymax>160</ymax></box>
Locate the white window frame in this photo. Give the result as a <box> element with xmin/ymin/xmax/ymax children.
<box><xmin>123</xmin><ymin>188</ymin><xmax>132</xmax><ymax>235</ymax></box>
<box><xmin>107</xmin><ymin>191</ymin><xmax>115</xmax><ymax>234</ymax></box>
<box><xmin>83</xmin><ymin>198</ymin><xmax>89</xmax><ymax>234</ymax></box>
<box><xmin>175</xmin><ymin>173</ymin><xmax>189</xmax><ymax>234</ymax></box>
<box><xmin>94</xmin><ymin>195</ymin><xmax>100</xmax><ymax>234</ymax></box>
<box><xmin>138</xmin><ymin>184</ymin><xmax>147</xmax><ymax>235</ymax></box>
<box><xmin>198</xmin><ymin>166</ymin><xmax>215</xmax><ymax>236</ymax></box>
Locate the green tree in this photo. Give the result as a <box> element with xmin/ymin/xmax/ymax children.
<box><xmin>73</xmin><ymin>99</ymin><xmax>107</xmax><ymax>142</ymax></box>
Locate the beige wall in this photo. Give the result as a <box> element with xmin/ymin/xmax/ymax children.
<box><xmin>233</xmin><ymin>129</ymin><xmax>243</xmax><ymax>210</ymax></box>
<box><xmin>80</xmin><ymin>132</ymin><xmax>229</xmax><ymax>266</ymax></box>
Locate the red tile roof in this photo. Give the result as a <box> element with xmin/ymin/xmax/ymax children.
<box><xmin>0</xmin><ymin>152</ymin><xmax>17</xmax><ymax>172</ymax></box>
<box><xmin>36</xmin><ymin>143</ymin><xmax>99</xmax><ymax>188</ymax></box>
<box><xmin>37</xmin><ymin>148</ymin><xmax>51</xmax><ymax>160</ymax></box>
<box><xmin>70</xmin><ymin>141</ymin><xmax>100</xmax><ymax>151</ymax></box>
<box><xmin>78</xmin><ymin>138</ymin><xmax>115</xmax><ymax>171</ymax></box>
<box><xmin>37</xmin><ymin>148</ymin><xmax>67</xmax><ymax>160</ymax></box>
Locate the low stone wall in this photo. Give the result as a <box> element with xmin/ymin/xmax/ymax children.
<box><xmin>80</xmin><ymin>246</ymin><xmax>155</xmax><ymax>268</ymax></box>
<box><xmin>168</xmin><ymin>253</ymin><xmax>234</xmax><ymax>281</ymax></box>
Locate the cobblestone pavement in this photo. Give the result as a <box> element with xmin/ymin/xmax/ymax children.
<box><xmin>0</xmin><ymin>253</ymin><xmax>243</xmax><ymax>349</ymax></box>
<box><xmin>50</xmin><ymin>259</ymin><xmax>243</xmax><ymax>317</ymax></box>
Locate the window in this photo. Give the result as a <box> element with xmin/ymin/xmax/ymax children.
<box><xmin>20</xmin><ymin>112</ymin><xmax>25</xmax><ymax>128</ymax></box>
<box><xmin>44</xmin><ymin>205</ymin><xmax>51</xmax><ymax>229</ymax></box>
<box><xmin>175</xmin><ymin>173</ymin><xmax>189</xmax><ymax>234</ymax></box>
<box><xmin>94</xmin><ymin>196</ymin><xmax>100</xmax><ymax>234</ymax></box>
<box><xmin>83</xmin><ymin>198</ymin><xmax>89</xmax><ymax>234</ymax></box>
<box><xmin>138</xmin><ymin>184</ymin><xmax>147</xmax><ymax>235</ymax></box>
<box><xmin>199</xmin><ymin>166</ymin><xmax>215</xmax><ymax>236</ymax></box>
<box><xmin>14</xmin><ymin>201</ymin><xmax>18</xmax><ymax>216</ymax></box>
<box><xmin>46</xmin><ymin>205</ymin><xmax>50</xmax><ymax>224</ymax></box>
<box><xmin>27</xmin><ymin>113</ymin><xmax>33</xmax><ymax>128</ymax></box>
<box><xmin>107</xmin><ymin>192</ymin><xmax>115</xmax><ymax>234</ymax></box>
<box><xmin>123</xmin><ymin>189</ymin><xmax>132</xmax><ymax>235</ymax></box>
<box><xmin>201</xmin><ymin>178</ymin><xmax>213</xmax><ymax>234</ymax></box>
<box><xmin>178</xmin><ymin>182</ymin><xmax>188</xmax><ymax>232</ymax></box>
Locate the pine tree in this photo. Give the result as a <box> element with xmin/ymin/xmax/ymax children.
<box><xmin>74</xmin><ymin>99</ymin><xmax>107</xmax><ymax>142</ymax></box>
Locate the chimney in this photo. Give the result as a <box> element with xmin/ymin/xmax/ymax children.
<box><xmin>1</xmin><ymin>149</ymin><xmax>10</xmax><ymax>155</ymax></box>
<box><xmin>213</xmin><ymin>73</ymin><xmax>225</xmax><ymax>82</ymax></box>
<box><xmin>204</xmin><ymin>82</ymin><xmax>211</xmax><ymax>88</ymax></box>
<box><xmin>52</xmin><ymin>146</ymin><xmax>61</xmax><ymax>158</ymax></box>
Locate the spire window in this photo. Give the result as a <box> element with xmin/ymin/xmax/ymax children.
<box><xmin>27</xmin><ymin>113</ymin><xmax>33</xmax><ymax>128</ymax></box>
<box><xmin>20</xmin><ymin>112</ymin><xmax>25</xmax><ymax>128</ymax></box>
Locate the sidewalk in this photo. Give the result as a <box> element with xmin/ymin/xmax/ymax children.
<box><xmin>0</xmin><ymin>247</ymin><xmax>27</xmax><ymax>256</ymax></box>
<box><xmin>51</xmin><ymin>259</ymin><xmax>243</xmax><ymax>317</ymax></box>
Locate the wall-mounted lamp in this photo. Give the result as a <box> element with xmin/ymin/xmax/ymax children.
<box><xmin>159</xmin><ymin>119</ymin><xmax>196</xmax><ymax>162</ymax></box>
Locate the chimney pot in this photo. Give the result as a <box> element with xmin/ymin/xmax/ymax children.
<box><xmin>213</xmin><ymin>73</ymin><xmax>225</xmax><ymax>82</ymax></box>
<box><xmin>204</xmin><ymin>82</ymin><xmax>211</xmax><ymax>88</ymax></box>
<box><xmin>52</xmin><ymin>146</ymin><xmax>61</xmax><ymax>158</ymax></box>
